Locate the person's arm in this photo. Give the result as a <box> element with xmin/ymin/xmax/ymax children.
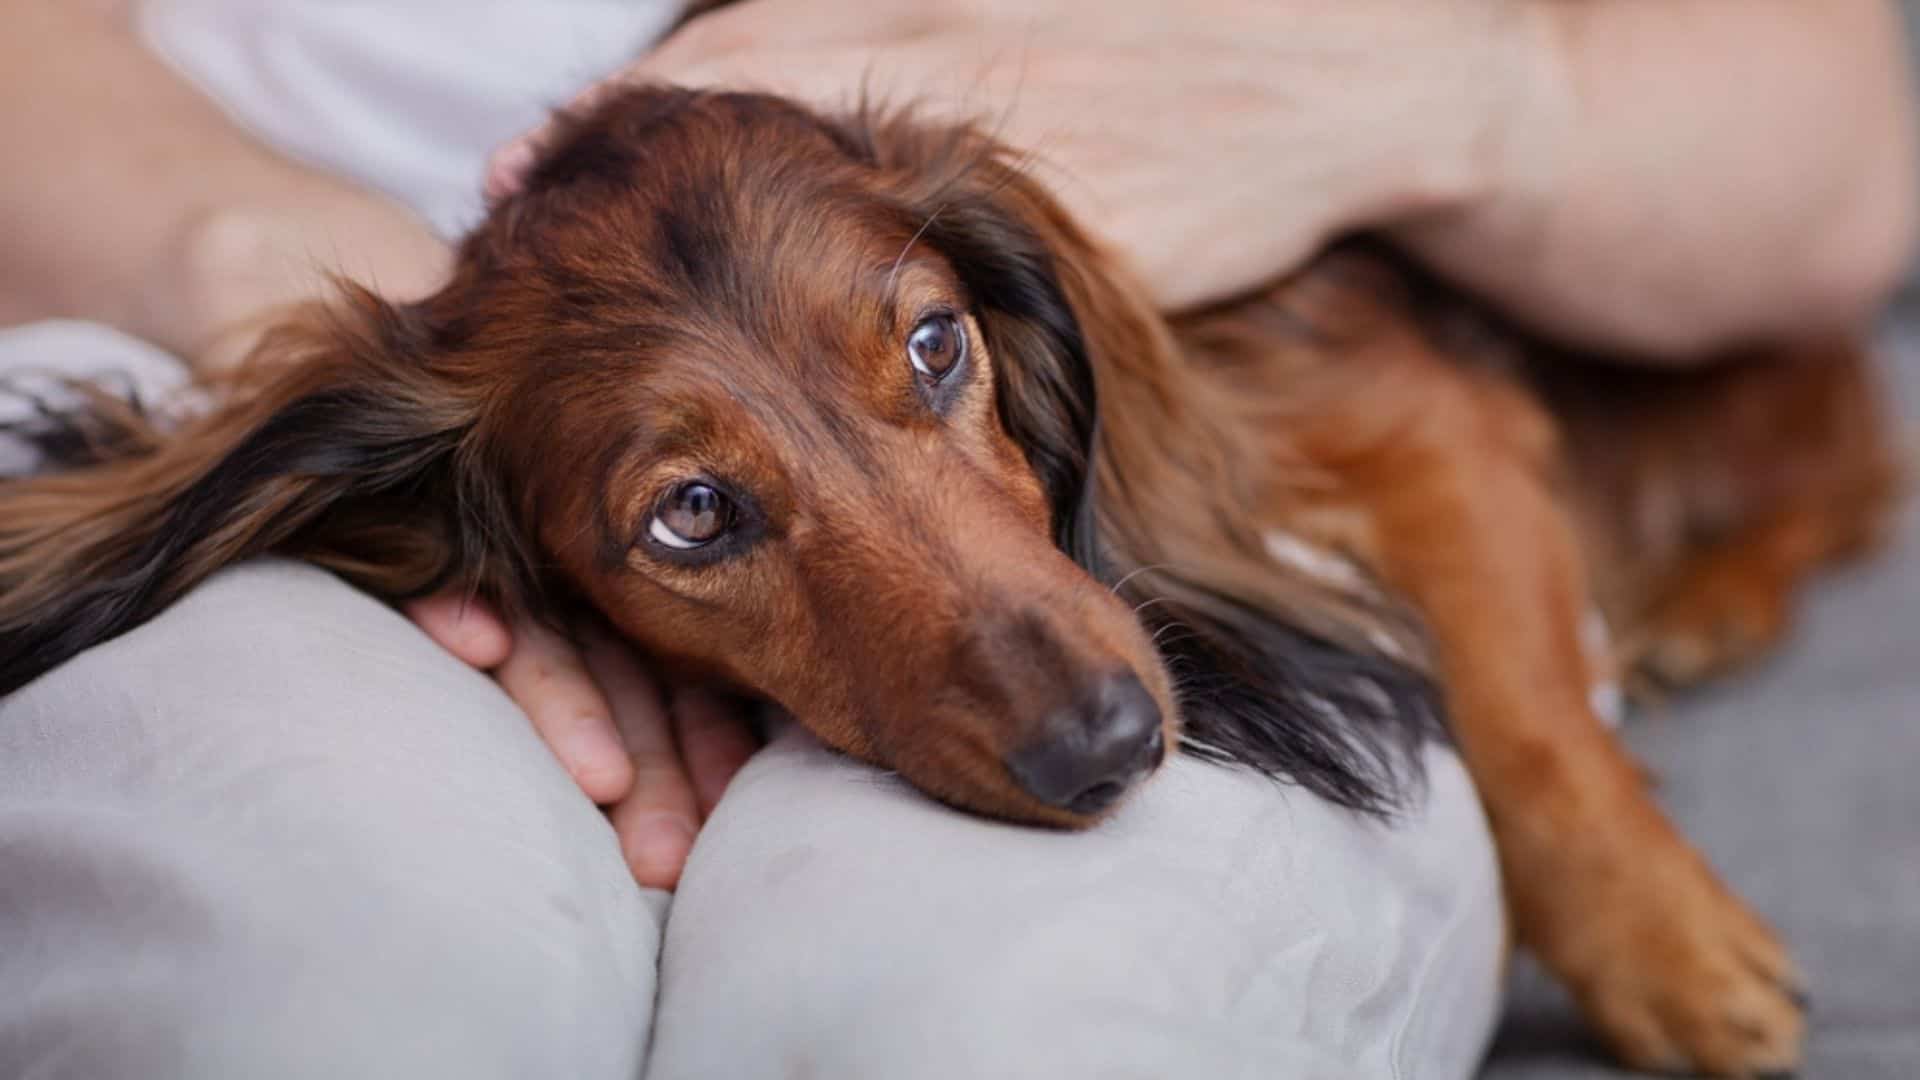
<box><xmin>490</xmin><ymin>0</ymin><xmax>1918</xmax><ymax>359</ymax></box>
<box><xmin>0</xmin><ymin>0</ymin><xmax>749</xmax><ymax>889</ymax></box>
<box><xmin>1401</xmin><ymin>0</ymin><xmax>1920</xmax><ymax>357</ymax></box>
<box><xmin>0</xmin><ymin>0</ymin><xmax>448</xmax><ymax>374</ymax></box>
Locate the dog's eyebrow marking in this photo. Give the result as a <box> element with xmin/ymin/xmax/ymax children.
<box><xmin>885</xmin><ymin>202</ymin><xmax>948</xmax><ymax>299</ymax></box>
<box><xmin>861</xmin><ymin>259</ymin><xmax>928</xmax><ymax>342</ymax></box>
<box><xmin>592</xmin><ymin>433</ymin><xmax>651</xmax><ymax>569</ymax></box>
<box><xmin>590</xmin><ymin>415</ymin><xmax>715</xmax><ymax>571</ymax></box>
<box><xmin>654</xmin><ymin>193</ymin><xmax>737</xmax><ymax>299</ymax></box>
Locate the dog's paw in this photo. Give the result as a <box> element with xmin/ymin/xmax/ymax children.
<box><xmin>1561</xmin><ymin>869</ymin><xmax>1806</xmax><ymax>1077</ymax></box>
<box><xmin>1631</xmin><ymin>562</ymin><xmax>1791</xmax><ymax>688</ymax></box>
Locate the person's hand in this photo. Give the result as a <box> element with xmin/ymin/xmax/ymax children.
<box><xmin>485</xmin><ymin>0</ymin><xmax>1539</xmax><ymax>311</ymax></box>
<box><xmin>406</xmin><ymin>593</ymin><xmax>761</xmax><ymax>889</ymax></box>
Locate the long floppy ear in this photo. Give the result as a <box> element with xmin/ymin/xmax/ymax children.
<box><xmin>849</xmin><ymin>109</ymin><xmax>1443</xmax><ymax>814</ymax></box>
<box><xmin>0</xmin><ymin>287</ymin><xmax>533</xmax><ymax>695</ymax></box>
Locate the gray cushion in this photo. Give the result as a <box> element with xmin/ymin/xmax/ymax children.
<box><xmin>648</xmin><ymin>728</ymin><xmax>1505</xmax><ymax>1080</ymax></box>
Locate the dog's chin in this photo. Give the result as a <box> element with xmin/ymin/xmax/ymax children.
<box><xmin>892</xmin><ymin>715</ymin><xmax>1178</xmax><ymax>830</ymax></box>
<box><xmin>921</xmin><ymin>783</ymin><xmax>1128</xmax><ymax>831</ymax></box>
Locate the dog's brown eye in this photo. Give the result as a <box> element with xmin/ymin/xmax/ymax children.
<box><xmin>649</xmin><ymin>482</ymin><xmax>733</xmax><ymax>550</ymax></box>
<box><xmin>907</xmin><ymin>313</ymin><xmax>965</xmax><ymax>381</ymax></box>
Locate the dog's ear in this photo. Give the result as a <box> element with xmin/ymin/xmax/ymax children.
<box><xmin>0</xmin><ymin>287</ymin><xmax>534</xmax><ymax>694</ymax></box>
<box><xmin>848</xmin><ymin>109</ymin><xmax>1443</xmax><ymax>815</ymax></box>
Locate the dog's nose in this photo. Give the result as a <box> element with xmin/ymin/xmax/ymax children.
<box><xmin>1006</xmin><ymin>672</ymin><xmax>1164</xmax><ymax>815</ymax></box>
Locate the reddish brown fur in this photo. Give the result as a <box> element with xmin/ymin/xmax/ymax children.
<box><xmin>0</xmin><ymin>88</ymin><xmax>1901</xmax><ymax>1075</ymax></box>
<box><xmin>1177</xmin><ymin>264</ymin><xmax>1896</xmax><ymax>1073</ymax></box>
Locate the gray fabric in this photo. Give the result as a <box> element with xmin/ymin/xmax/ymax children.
<box><xmin>648</xmin><ymin>727</ymin><xmax>1503</xmax><ymax>1080</ymax></box>
<box><xmin>1482</xmin><ymin>320</ymin><xmax>1920</xmax><ymax>1078</ymax></box>
<box><xmin>0</xmin><ymin>562</ymin><xmax>664</xmax><ymax>1080</ymax></box>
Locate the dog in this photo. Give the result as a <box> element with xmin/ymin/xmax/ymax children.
<box><xmin>0</xmin><ymin>88</ymin><xmax>1900</xmax><ymax>1075</ymax></box>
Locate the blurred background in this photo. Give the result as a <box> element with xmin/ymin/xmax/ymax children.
<box><xmin>1490</xmin><ymin>10</ymin><xmax>1918</xmax><ymax>1077</ymax></box>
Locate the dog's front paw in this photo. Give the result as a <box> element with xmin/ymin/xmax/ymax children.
<box><xmin>1553</xmin><ymin>863</ymin><xmax>1806</xmax><ymax>1077</ymax></box>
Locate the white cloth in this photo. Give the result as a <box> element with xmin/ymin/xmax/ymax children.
<box><xmin>139</xmin><ymin>1</ymin><xmax>685</xmax><ymax>237</ymax></box>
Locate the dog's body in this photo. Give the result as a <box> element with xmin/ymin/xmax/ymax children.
<box><xmin>0</xmin><ymin>89</ymin><xmax>1899</xmax><ymax>1075</ymax></box>
<box><xmin>1179</xmin><ymin>260</ymin><xmax>1893</xmax><ymax>1076</ymax></box>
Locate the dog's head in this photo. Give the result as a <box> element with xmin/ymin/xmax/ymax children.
<box><xmin>463</xmin><ymin>88</ymin><xmax>1176</xmax><ymax>822</ymax></box>
<box><xmin>0</xmin><ymin>88</ymin><xmax>1175</xmax><ymax>825</ymax></box>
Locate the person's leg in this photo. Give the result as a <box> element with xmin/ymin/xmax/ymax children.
<box><xmin>646</xmin><ymin>725</ymin><xmax>1504</xmax><ymax>1080</ymax></box>
<box><xmin>0</xmin><ymin>555</ymin><xmax>660</xmax><ymax>1079</ymax></box>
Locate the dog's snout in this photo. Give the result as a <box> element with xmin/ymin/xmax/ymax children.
<box><xmin>1006</xmin><ymin>671</ymin><xmax>1164</xmax><ymax>815</ymax></box>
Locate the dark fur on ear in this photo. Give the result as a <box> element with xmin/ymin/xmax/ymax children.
<box><xmin>1132</xmin><ymin>577</ymin><xmax>1442</xmax><ymax>814</ymax></box>
<box><xmin>0</xmin><ymin>287</ymin><xmax>535</xmax><ymax>695</ymax></box>
<box><xmin>852</xmin><ymin>107</ymin><xmax>1443</xmax><ymax>814</ymax></box>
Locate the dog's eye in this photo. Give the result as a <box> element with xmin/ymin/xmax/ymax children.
<box><xmin>649</xmin><ymin>482</ymin><xmax>734</xmax><ymax>550</ymax></box>
<box><xmin>907</xmin><ymin>313</ymin><xmax>966</xmax><ymax>381</ymax></box>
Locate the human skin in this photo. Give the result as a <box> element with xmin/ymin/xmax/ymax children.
<box><xmin>494</xmin><ymin>0</ymin><xmax>1918</xmax><ymax>355</ymax></box>
<box><xmin>4</xmin><ymin>0</ymin><xmax>1914</xmax><ymax>888</ymax></box>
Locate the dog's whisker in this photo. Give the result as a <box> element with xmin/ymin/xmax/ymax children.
<box><xmin>1108</xmin><ymin>562</ymin><xmax>1175</xmax><ymax>596</ymax></box>
<box><xmin>1148</xmin><ymin>621</ymin><xmax>1193</xmax><ymax>647</ymax></box>
<box><xmin>1132</xmin><ymin>595</ymin><xmax>1174</xmax><ymax>620</ymax></box>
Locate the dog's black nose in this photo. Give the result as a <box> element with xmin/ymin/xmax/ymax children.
<box><xmin>1007</xmin><ymin>672</ymin><xmax>1164</xmax><ymax>815</ymax></box>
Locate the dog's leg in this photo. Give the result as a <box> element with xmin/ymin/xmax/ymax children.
<box><xmin>1357</xmin><ymin>427</ymin><xmax>1806</xmax><ymax>1076</ymax></box>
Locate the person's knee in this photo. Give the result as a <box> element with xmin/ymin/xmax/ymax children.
<box><xmin>648</xmin><ymin>726</ymin><xmax>1503</xmax><ymax>1080</ymax></box>
<box><xmin>0</xmin><ymin>561</ymin><xmax>659</xmax><ymax>1079</ymax></box>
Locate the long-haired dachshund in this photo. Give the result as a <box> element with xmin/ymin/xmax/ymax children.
<box><xmin>0</xmin><ymin>88</ymin><xmax>1900</xmax><ymax>1076</ymax></box>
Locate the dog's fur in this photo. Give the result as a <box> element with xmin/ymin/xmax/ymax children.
<box><xmin>0</xmin><ymin>89</ymin><xmax>1900</xmax><ymax>1074</ymax></box>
